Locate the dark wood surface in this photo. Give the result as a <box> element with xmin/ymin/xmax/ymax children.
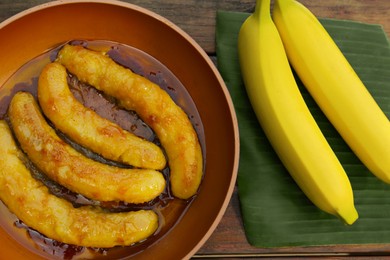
<box><xmin>1</xmin><ymin>0</ymin><xmax>390</xmax><ymax>258</ymax></box>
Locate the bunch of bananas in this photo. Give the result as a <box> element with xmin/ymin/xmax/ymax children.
<box><xmin>238</xmin><ymin>0</ymin><xmax>390</xmax><ymax>225</ymax></box>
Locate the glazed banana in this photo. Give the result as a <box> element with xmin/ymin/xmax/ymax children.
<box><xmin>57</xmin><ymin>44</ymin><xmax>203</xmax><ymax>200</ymax></box>
<box><xmin>273</xmin><ymin>0</ymin><xmax>390</xmax><ymax>183</ymax></box>
<box><xmin>38</xmin><ymin>62</ymin><xmax>166</xmax><ymax>170</ymax></box>
<box><xmin>9</xmin><ymin>92</ymin><xmax>165</xmax><ymax>204</ymax></box>
<box><xmin>0</xmin><ymin>120</ymin><xmax>158</xmax><ymax>247</ymax></box>
<box><xmin>238</xmin><ymin>0</ymin><xmax>358</xmax><ymax>224</ymax></box>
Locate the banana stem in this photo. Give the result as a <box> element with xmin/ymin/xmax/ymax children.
<box><xmin>274</xmin><ymin>0</ymin><xmax>293</xmax><ymax>8</ymax></box>
<box><xmin>254</xmin><ymin>0</ymin><xmax>271</xmax><ymax>20</ymax></box>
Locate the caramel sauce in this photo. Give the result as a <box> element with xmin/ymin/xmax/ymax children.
<box><xmin>0</xmin><ymin>40</ymin><xmax>205</xmax><ymax>259</ymax></box>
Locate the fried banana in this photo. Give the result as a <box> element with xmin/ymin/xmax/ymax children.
<box><xmin>38</xmin><ymin>62</ymin><xmax>166</xmax><ymax>170</ymax></box>
<box><xmin>8</xmin><ymin>92</ymin><xmax>165</xmax><ymax>204</ymax></box>
<box><xmin>57</xmin><ymin>44</ymin><xmax>203</xmax><ymax>199</ymax></box>
<box><xmin>0</xmin><ymin>120</ymin><xmax>158</xmax><ymax>247</ymax></box>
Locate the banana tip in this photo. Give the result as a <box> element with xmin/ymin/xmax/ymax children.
<box><xmin>338</xmin><ymin>206</ymin><xmax>359</xmax><ymax>225</ymax></box>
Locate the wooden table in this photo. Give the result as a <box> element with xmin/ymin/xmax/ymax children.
<box><xmin>1</xmin><ymin>0</ymin><xmax>390</xmax><ymax>258</ymax></box>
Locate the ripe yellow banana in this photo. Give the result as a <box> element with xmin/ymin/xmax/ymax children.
<box><xmin>273</xmin><ymin>0</ymin><xmax>390</xmax><ymax>183</ymax></box>
<box><xmin>238</xmin><ymin>0</ymin><xmax>358</xmax><ymax>224</ymax></box>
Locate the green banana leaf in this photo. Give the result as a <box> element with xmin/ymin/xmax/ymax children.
<box><xmin>216</xmin><ymin>10</ymin><xmax>390</xmax><ymax>247</ymax></box>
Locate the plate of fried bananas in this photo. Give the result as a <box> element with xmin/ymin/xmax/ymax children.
<box><xmin>0</xmin><ymin>1</ymin><xmax>239</xmax><ymax>259</ymax></box>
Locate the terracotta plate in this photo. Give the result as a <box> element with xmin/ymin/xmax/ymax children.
<box><xmin>0</xmin><ymin>0</ymin><xmax>239</xmax><ymax>259</ymax></box>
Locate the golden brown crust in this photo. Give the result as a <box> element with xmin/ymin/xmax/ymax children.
<box><xmin>0</xmin><ymin>120</ymin><xmax>158</xmax><ymax>247</ymax></box>
<box><xmin>38</xmin><ymin>62</ymin><xmax>166</xmax><ymax>170</ymax></box>
<box><xmin>8</xmin><ymin>92</ymin><xmax>165</xmax><ymax>204</ymax></box>
<box><xmin>57</xmin><ymin>44</ymin><xmax>203</xmax><ymax>199</ymax></box>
